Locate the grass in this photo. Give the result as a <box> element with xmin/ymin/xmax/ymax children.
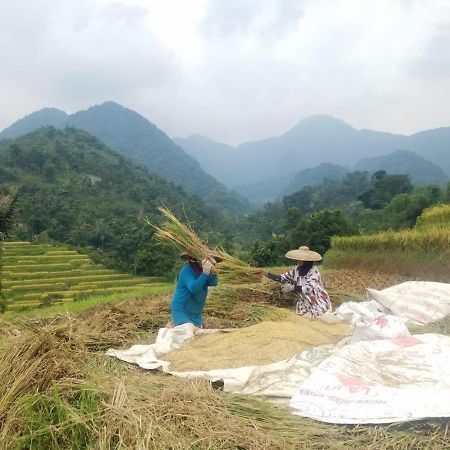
<box><xmin>331</xmin><ymin>225</ymin><xmax>450</xmax><ymax>253</ymax></box>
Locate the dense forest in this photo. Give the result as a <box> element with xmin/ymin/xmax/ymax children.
<box><xmin>1</xmin><ymin>126</ymin><xmax>449</xmax><ymax>276</ymax></box>
<box><xmin>0</xmin><ymin>103</ymin><xmax>249</xmax><ymax>214</ymax></box>
<box><xmin>0</xmin><ymin>127</ymin><xmax>236</xmax><ymax>276</ymax></box>
<box><xmin>237</xmin><ymin>170</ymin><xmax>450</xmax><ymax>265</ymax></box>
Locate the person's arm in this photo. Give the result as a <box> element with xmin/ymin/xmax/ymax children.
<box><xmin>266</xmin><ymin>267</ymin><xmax>295</xmax><ymax>283</ymax></box>
<box><xmin>183</xmin><ymin>267</ymin><xmax>210</xmax><ymax>295</ymax></box>
<box><xmin>266</xmin><ymin>272</ymin><xmax>282</xmax><ymax>282</ymax></box>
<box><xmin>207</xmin><ymin>273</ymin><xmax>219</xmax><ymax>286</ymax></box>
<box><xmin>301</xmin><ymin>267</ymin><xmax>322</xmax><ymax>295</ymax></box>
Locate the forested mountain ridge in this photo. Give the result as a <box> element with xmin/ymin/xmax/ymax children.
<box><xmin>354</xmin><ymin>150</ymin><xmax>448</xmax><ymax>186</ymax></box>
<box><xmin>176</xmin><ymin>115</ymin><xmax>450</xmax><ymax>192</ymax></box>
<box><xmin>173</xmin><ymin>134</ymin><xmax>237</xmax><ymax>185</ymax></box>
<box><xmin>0</xmin><ymin>127</ymin><xmax>232</xmax><ymax>274</ymax></box>
<box><xmin>0</xmin><ymin>103</ymin><xmax>250</xmax><ymax>213</ymax></box>
<box><xmin>0</xmin><ymin>108</ymin><xmax>68</xmax><ymax>140</ymax></box>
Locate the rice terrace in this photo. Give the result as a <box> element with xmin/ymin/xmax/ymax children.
<box><xmin>2</xmin><ymin>2</ymin><xmax>450</xmax><ymax>447</ymax></box>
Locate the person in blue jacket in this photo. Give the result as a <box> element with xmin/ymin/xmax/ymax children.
<box><xmin>169</xmin><ymin>249</ymin><xmax>221</xmax><ymax>328</ymax></box>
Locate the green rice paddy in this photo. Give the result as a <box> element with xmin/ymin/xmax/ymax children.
<box><xmin>1</xmin><ymin>242</ymin><xmax>170</xmax><ymax>310</ymax></box>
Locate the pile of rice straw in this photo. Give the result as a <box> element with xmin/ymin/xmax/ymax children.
<box><xmin>164</xmin><ymin>314</ymin><xmax>351</xmax><ymax>371</ymax></box>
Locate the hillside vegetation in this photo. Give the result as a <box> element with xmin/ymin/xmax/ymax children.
<box><xmin>325</xmin><ymin>204</ymin><xmax>450</xmax><ymax>280</ymax></box>
<box><xmin>0</xmin><ymin>127</ymin><xmax>232</xmax><ymax>275</ymax></box>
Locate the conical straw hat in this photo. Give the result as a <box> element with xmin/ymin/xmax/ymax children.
<box><xmin>285</xmin><ymin>246</ymin><xmax>322</xmax><ymax>261</ymax></box>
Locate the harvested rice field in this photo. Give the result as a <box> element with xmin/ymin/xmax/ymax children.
<box><xmin>322</xmin><ymin>268</ymin><xmax>413</xmax><ymax>299</ymax></box>
<box><xmin>0</xmin><ymin>281</ymin><xmax>449</xmax><ymax>449</ymax></box>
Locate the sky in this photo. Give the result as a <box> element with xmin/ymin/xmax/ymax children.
<box><xmin>1</xmin><ymin>0</ymin><xmax>450</xmax><ymax>145</ymax></box>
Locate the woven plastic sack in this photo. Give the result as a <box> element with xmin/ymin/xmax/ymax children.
<box><xmin>367</xmin><ymin>281</ymin><xmax>450</xmax><ymax>324</ymax></box>
<box><xmin>350</xmin><ymin>314</ymin><xmax>410</xmax><ymax>343</ymax></box>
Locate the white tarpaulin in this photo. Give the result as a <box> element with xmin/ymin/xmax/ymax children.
<box><xmin>107</xmin><ymin>281</ymin><xmax>450</xmax><ymax>424</ymax></box>
<box><xmin>290</xmin><ymin>333</ymin><xmax>450</xmax><ymax>423</ymax></box>
<box><xmin>106</xmin><ymin>323</ymin><xmax>338</xmax><ymax>398</ymax></box>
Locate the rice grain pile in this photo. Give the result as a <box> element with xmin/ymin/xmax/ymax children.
<box><xmin>165</xmin><ymin>314</ymin><xmax>351</xmax><ymax>371</ymax></box>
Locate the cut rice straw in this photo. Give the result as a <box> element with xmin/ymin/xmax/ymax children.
<box><xmin>145</xmin><ymin>206</ymin><xmax>212</xmax><ymax>263</ymax></box>
<box><xmin>218</xmin><ymin>248</ymin><xmax>265</xmax><ymax>284</ymax></box>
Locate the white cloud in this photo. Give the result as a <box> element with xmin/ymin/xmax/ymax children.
<box><xmin>1</xmin><ymin>0</ymin><xmax>450</xmax><ymax>144</ymax></box>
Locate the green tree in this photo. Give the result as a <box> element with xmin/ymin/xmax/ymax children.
<box><xmin>358</xmin><ymin>171</ymin><xmax>413</xmax><ymax>209</ymax></box>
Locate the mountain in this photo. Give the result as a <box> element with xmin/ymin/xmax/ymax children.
<box><xmin>0</xmin><ymin>127</ymin><xmax>227</xmax><ymax>273</ymax></box>
<box><xmin>173</xmin><ymin>134</ymin><xmax>236</xmax><ymax>185</ymax></box>
<box><xmin>175</xmin><ymin>116</ymin><xmax>450</xmax><ymax>195</ymax></box>
<box><xmin>233</xmin><ymin>163</ymin><xmax>349</xmax><ymax>206</ymax></box>
<box><xmin>0</xmin><ymin>108</ymin><xmax>68</xmax><ymax>140</ymax></box>
<box><xmin>0</xmin><ymin>103</ymin><xmax>249</xmax><ymax>213</ymax></box>
<box><xmin>63</xmin><ymin>102</ymin><xmax>249</xmax><ymax>213</ymax></box>
<box><xmin>282</xmin><ymin>163</ymin><xmax>349</xmax><ymax>196</ymax></box>
<box><xmin>407</xmin><ymin>127</ymin><xmax>450</xmax><ymax>176</ymax></box>
<box><xmin>354</xmin><ymin>150</ymin><xmax>448</xmax><ymax>186</ymax></box>
<box><xmin>175</xmin><ymin>116</ymin><xmax>408</xmax><ymax>188</ymax></box>
<box><xmin>233</xmin><ymin>175</ymin><xmax>295</xmax><ymax>207</ymax></box>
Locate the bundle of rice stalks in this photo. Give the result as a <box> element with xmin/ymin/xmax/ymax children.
<box><xmin>217</xmin><ymin>248</ymin><xmax>265</xmax><ymax>284</ymax></box>
<box><xmin>208</xmin><ymin>280</ymin><xmax>294</xmax><ymax>312</ymax></box>
<box><xmin>145</xmin><ymin>206</ymin><xmax>213</xmax><ymax>262</ymax></box>
<box><xmin>206</xmin><ymin>285</ymin><xmax>240</xmax><ymax>316</ymax></box>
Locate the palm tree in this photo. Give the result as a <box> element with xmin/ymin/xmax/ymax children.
<box><xmin>0</xmin><ymin>187</ymin><xmax>18</xmax><ymax>312</ymax></box>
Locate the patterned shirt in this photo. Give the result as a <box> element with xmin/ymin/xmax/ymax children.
<box><xmin>280</xmin><ymin>266</ymin><xmax>331</xmax><ymax>317</ymax></box>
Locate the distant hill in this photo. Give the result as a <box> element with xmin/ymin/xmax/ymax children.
<box><xmin>233</xmin><ymin>163</ymin><xmax>349</xmax><ymax>205</ymax></box>
<box><xmin>173</xmin><ymin>134</ymin><xmax>236</xmax><ymax>186</ymax></box>
<box><xmin>407</xmin><ymin>127</ymin><xmax>450</xmax><ymax>176</ymax></box>
<box><xmin>175</xmin><ymin>116</ymin><xmax>450</xmax><ymax>198</ymax></box>
<box><xmin>282</xmin><ymin>163</ymin><xmax>349</xmax><ymax>196</ymax></box>
<box><xmin>175</xmin><ymin>116</ymin><xmax>406</xmax><ymax>187</ymax></box>
<box><xmin>233</xmin><ymin>175</ymin><xmax>295</xmax><ymax>207</ymax></box>
<box><xmin>65</xmin><ymin>102</ymin><xmax>250</xmax><ymax>213</ymax></box>
<box><xmin>354</xmin><ymin>150</ymin><xmax>448</xmax><ymax>186</ymax></box>
<box><xmin>0</xmin><ymin>103</ymin><xmax>249</xmax><ymax>213</ymax></box>
<box><xmin>0</xmin><ymin>108</ymin><xmax>68</xmax><ymax>140</ymax></box>
<box><xmin>0</xmin><ymin>127</ymin><xmax>224</xmax><ymax>273</ymax></box>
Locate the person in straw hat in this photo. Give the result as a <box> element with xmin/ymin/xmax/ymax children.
<box><xmin>167</xmin><ymin>248</ymin><xmax>222</xmax><ymax>328</ymax></box>
<box><xmin>266</xmin><ymin>246</ymin><xmax>331</xmax><ymax>317</ymax></box>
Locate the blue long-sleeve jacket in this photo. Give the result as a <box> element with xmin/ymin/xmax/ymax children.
<box><xmin>170</xmin><ymin>263</ymin><xmax>218</xmax><ymax>327</ymax></box>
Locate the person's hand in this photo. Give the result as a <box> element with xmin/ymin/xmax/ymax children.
<box><xmin>202</xmin><ymin>258</ymin><xmax>214</xmax><ymax>274</ymax></box>
<box><xmin>281</xmin><ymin>283</ymin><xmax>295</xmax><ymax>294</ymax></box>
